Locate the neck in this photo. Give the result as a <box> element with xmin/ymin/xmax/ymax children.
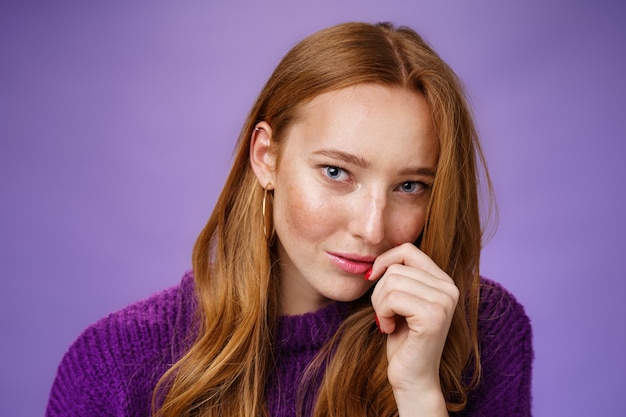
<box><xmin>279</xmin><ymin>276</ymin><xmax>333</xmax><ymax>316</ymax></box>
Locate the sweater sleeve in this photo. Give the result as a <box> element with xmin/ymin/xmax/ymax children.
<box><xmin>458</xmin><ymin>279</ymin><xmax>534</xmax><ymax>417</ymax></box>
<box><xmin>46</xmin><ymin>272</ymin><xmax>196</xmax><ymax>417</ymax></box>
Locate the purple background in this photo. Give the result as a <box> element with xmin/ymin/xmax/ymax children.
<box><xmin>2</xmin><ymin>1</ymin><xmax>625</xmax><ymax>415</ymax></box>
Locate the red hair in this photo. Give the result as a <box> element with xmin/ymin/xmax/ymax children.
<box><xmin>155</xmin><ymin>21</ymin><xmax>490</xmax><ymax>416</ymax></box>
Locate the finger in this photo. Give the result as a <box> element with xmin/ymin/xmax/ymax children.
<box><xmin>371</xmin><ymin>268</ymin><xmax>459</xmax><ymax>334</ymax></box>
<box><xmin>367</xmin><ymin>243</ymin><xmax>449</xmax><ymax>284</ymax></box>
<box><xmin>374</xmin><ymin>289</ymin><xmax>458</xmax><ymax>335</ymax></box>
<box><xmin>376</xmin><ymin>264</ymin><xmax>451</xmax><ymax>290</ymax></box>
<box><xmin>371</xmin><ymin>267</ymin><xmax>458</xmax><ymax>305</ymax></box>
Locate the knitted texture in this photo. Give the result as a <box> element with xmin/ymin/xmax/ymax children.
<box><xmin>265</xmin><ymin>302</ymin><xmax>351</xmax><ymax>416</ymax></box>
<box><xmin>46</xmin><ymin>273</ymin><xmax>532</xmax><ymax>417</ymax></box>
<box><xmin>46</xmin><ymin>271</ymin><xmax>196</xmax><ymax>417</ymax></box>
<box><xmin>455</xmin><ymin>280</ymin><xmax>533</xmax><ymax>416</ymax></box>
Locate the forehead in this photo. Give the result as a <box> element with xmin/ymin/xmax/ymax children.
<box><xmin>282</xmin><ymin>84</ymin><xmax>439</xmax><ymax>164</ymax></box>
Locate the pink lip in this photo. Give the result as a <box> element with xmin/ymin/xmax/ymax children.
<box><xmin>327</xmin><ymin>252</ymin><xmax>375</xmax><ymax>275</ymax></box>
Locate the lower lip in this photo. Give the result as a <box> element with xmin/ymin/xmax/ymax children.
<box><xmin>327</xmin><ymin>253</ymin><xmax>373</xmax><ymax>275</ymax></box>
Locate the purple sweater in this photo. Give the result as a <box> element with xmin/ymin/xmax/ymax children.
<box><xmin>46</xmin><ymin>272</ymin><xmax>533</xmax><ymax>416</ymax></box>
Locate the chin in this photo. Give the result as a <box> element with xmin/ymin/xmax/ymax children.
<box><xmin>322</xmin><ymin>283</ymin><xmax>372</xmax><ymax>303</ymax></box>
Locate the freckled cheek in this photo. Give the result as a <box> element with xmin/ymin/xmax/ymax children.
<box><xmin>388</xmin><ymin>207</ymin><xmax>427</xmax><ymax>244</ymax></box>
<box><xmin>273</xmin><ymin>182</ymin><xmax>344</xmax><ymax>243</ymax></box>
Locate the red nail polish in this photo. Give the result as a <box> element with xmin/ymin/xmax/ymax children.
<box><xmin>364</xmin><ymin>267</ymin><xmax>373</xmax><ymax>280</ymax></box>
<box><xmin>374</xmin><ymin>313</ymin><xmax>383</xmax><ymax>333</ymax></box>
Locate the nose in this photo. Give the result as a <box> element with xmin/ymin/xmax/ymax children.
<box><xmin>349</xmin><ymin>190</ymin><xmax>386</xmax><ymax>245</ymax></box>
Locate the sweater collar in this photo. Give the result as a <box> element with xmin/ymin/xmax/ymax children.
<box><xmin>275</xmin><ymin>302</ymin><xmax>351</xmax><ymax>354</ymax></box>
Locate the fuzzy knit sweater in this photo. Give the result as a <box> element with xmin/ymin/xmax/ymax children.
<box><xmin>46</xmin><ymin>271</ymin><xmax>533</xmax><ymax>416</ymax></box>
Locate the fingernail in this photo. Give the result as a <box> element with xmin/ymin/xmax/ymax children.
<box><xmin>374</xmin><ymin>313</ymin><xmax>383</xmax><ymax>333</ymax></box>
<box><xmin>364</xmin><ymin>266</ymin><xmax>373</xmax><ymax>281</ymax></box>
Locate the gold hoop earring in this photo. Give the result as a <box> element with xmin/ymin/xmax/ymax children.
<box><xmin>262</xmin><ymin>186</ymin><xmax>276</xmax><ymax>246</ymax></box>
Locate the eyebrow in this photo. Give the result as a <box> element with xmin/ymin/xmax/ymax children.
<box><xmin>398</xmin><ymin>166</ymin><xmax>437</xmax><ymax>177</ymax></box>
<box><xmin>313</xmin><ymin>149</ymin><xmax>370</xmax><ymax>168</ymax></box>
<box><xmin>312</xmin><ymin>149</ymin><xmax>436</xmax><ymax>178</ymax></box>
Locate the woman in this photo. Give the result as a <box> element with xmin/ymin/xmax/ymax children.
<box><xmin>47</xmin><ymin>22</ymin><xmax>533</xmax><ymax>416</ymax></box>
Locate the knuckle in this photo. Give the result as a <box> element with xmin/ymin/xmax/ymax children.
<box><xmin>443</xmin><ymin>281</ymin><xmax>460</xmax><ymax>302</ymax></box>
<box><xmin>385</xmin><ymin>288</ymin><xmax>405</xmax><ymax>307</ymax></box>
<box><xmin>385</xmin><ymin>264</ymin><xmax>404</xmax><ymax>276</ymax></box>
<box><xmin>424</xmin><ymin>302</ymin><xmax>449</xmax><ymax>326</ymax></box>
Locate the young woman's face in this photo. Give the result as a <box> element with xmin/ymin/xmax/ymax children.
<box><xmin>270</xmin><ymin>84</ymin><xmax>439</xmax><ymax>314</ymax></box>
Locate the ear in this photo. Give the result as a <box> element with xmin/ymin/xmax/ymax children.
<box><xmin>249</xmin><ymin>121</ymin><xmax>276</xmax><ymax>190</ymax></box>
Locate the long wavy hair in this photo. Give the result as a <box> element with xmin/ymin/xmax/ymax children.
<box><xmin>154</xmin><ymin>21</ymin><xmax>491</xmax><ymax>416</ymax></box>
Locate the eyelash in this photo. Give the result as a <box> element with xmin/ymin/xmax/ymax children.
<box><xmin>321</xmin><ymin>165</ymin><xmax>430</xmax><ymax>195</ymax></box>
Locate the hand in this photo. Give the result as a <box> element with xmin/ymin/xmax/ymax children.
<box><xmin>368</xmin><ymin>243</ymin><xmax>459</xmax><ymax>415</ymax></box>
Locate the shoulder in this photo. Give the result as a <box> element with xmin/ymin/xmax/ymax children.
<box><xmin>477</xmin><ymin>278</ymin><xmax>533</xmax><ymax>362</ymax></box>
<box><xmin>78</xmin><ymin>270</ymin><xmax>196</xmax><ymax>361</ymax></box>
<box><xmin>477</xmin><ymin>277</ymin><xmax>533</xmax><ymax>368</ymax></box>
<box><xmin>101</xmin><ymin>270</ymin><xmax>196</xmax><ymax>343</ymax></box>
<box><xmin>478</xmin><ymin>277</ymin><xmax>531</xmax><ymax>331</ymax></box>
<box><xmin>463</xmin><ymin>278</ymin><xmax>533</xmax><ymax>416</ymax></box>
<box><xmin>46</xmin><ymin>271</ymin><xmax>197</xmax><ymax>417</ymax></box>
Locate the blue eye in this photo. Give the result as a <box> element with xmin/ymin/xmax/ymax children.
<box><xmin>324</xmin><ymin>166</ymin><xmax>345</xmax><ymax>180</ymax></box>
<box><xmin>400</xmin><ymin>181</ymin><xmax>421</xmax><ymax>193</ymax></box>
